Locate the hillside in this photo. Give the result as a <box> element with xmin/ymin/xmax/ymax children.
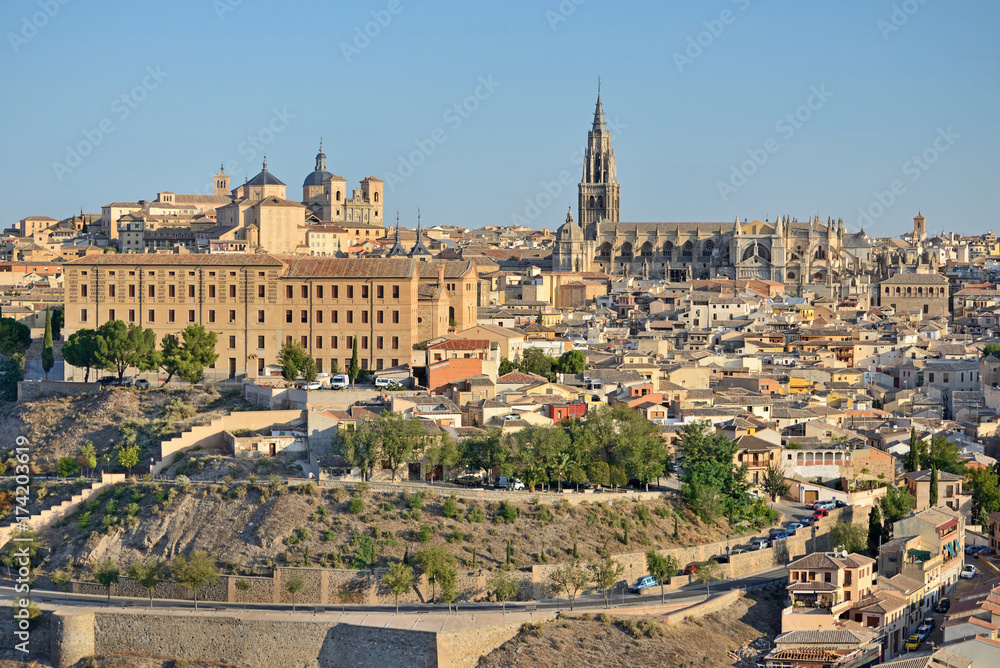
<box><xmin>0</xmin><ymin>387</ymin><xmax>258</xmax><ymax>475</ymax></box>
<box><xmin>38</xmin><ymin>480</ymin><xmax>742</xmax><ymax>578</ymax></box>
<box><xmin>478</xmin><ymin>588</ymin><xmax>784</xmax><ymax>668</ymax></box>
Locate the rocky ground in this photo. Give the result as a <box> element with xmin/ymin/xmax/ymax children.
<box><xmin>477</xmin><ymin>587</ymin><xmax>784</xmax><ymax>668</ymax></box>
<box><xmin>0</xmin><ymin>654</ymin><xmax>245</xmax><ymax>668</ymax></box>
<box><xmin>34</xmin><ymin>479</ymin><xmax>742</xmax><ymax>577</ymax></box>
<box><xmin>0</xmin><ymin>386</ymin><xmax>259</xmax><ymax>475</ymax></box>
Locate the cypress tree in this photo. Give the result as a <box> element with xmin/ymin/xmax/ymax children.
<box><xmin>41</xmin><ymin>308</ymin><xmax>54</xmax><ymax>379</ymax></box>
<box><xmin>929</xmin><ymin>466</ymin><xmax>939</xmax><ymax>506</ymax></box>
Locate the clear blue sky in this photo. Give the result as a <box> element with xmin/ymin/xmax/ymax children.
<box><xmin>2</xmin><ymin>0</ymin><xmax>998</xmax><ymax>237</ymax></box>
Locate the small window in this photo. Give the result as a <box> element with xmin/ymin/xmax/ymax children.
<box><xmin>80</xmin><ymin>308</ymin><xmax>88</xmax><ymax>322</ymax></box>
<box><xmin>317</xmin><ymin>286</ymin><xmax>324</xmax><ymax>299</ymax></box>
<box><xmin>347</xmin><ymin>311</ymin><xmax>354</xmax><ymax>324</ymax></box>
<box><xmin>188</xmin><ymin>310</ymin><xmax>195</xmax><ymax>322</ymax></box>
<box><xmin>286</xmin><ymin>285</ymin><xmax>293</xmax><ymax>299</ymax></box>
<box><xmin>109</xmin><ymin>285</ymin><xmax>116</xmax><ymax>297</ymax></box>
<box><xmin>257</xmin><ymin>335</ymin><xmax>265</xmax><ymax>349</ymax></box>
<box><xmin>188</xmin><ymin>285</ymin><xmax>195</xmax><ymax>298</ymax></box>
<box><xmin>229</xmin><ymin>335</ymin><xmax>236</xmax><ymax>349</ymax></box>
<box><xmin>258</xmin><ymin>285</ymin><xmax>265</xmax><ymax>298</ymax></box>
<box><xmin>332</xmin><ymin>311</ymin><xmax>339</xmax><ymax>324</ymax></box>
<box><xmin>300</xmin><ymin>310</ymin><xmax>308</xmax><ymax>324</ymax></box>
<box><xmin>347</xmin><ymin>286</ymin><xmax>354</xmax><ymax>299</ymax></box>
<box><xmin>148</xmin><ymin>309</ymin><xmax>155</xmax><ymax>323</ymax></box>
<box><xmin>377</xmin><ymin>285</ymin><xmax>384</xmax><ymax>299</ymax></box>
<box><xmin>362</xmin><ymin>285</ymin><xmax>369</xmax><ymax>299</ymax></box>
<box><xmin>230</xmin><ymin>285</ymin><xmax>237</xmax><ymax>298</ymax></box>
<box><xmin>332</xmin><ymin>286</ymin><xmax>338</xmax><ymax>299</ymax></box>
<box><xmin>301</xmin><ymin>286</ymin><xmax>309</xmax><ymax>299</ymax></box>
<box><xmin>208</xmin><ymin>310</ymin><xmax>216</xmax><ymax>323</ymax></box>
<box><xmin>209</xmin><ymin>285</ymin><xmax>216</xmax><ymax>298</ymax></box>
<box><xmin>257</xmin><ymin>310</ymin><xmax>265</xmax><ymax>324</ymax></box>
<box><xmin>149</xmin><ymin>285</ymin><xmax>156</xmax><ymax>298</ymax></box>
<box><xmin>362</xmin><ymin>311</ymin><xmax>369</xmax><ymax>324</ymax></box>
<box><xmin>168</xmin><ymin>309</ymin><xmax>175</xmax><ymax>323</ymax></box>
<box><xmin>229</xmin><ymin>310</ymin><xmax>236</xmax><ymax>323</ymax></box>
<box><xmin>285</xmin><ymin>310</ymin><xmax>293</xmax><ymax>324</ymax></box>
<box><xmin>392</xmin><ymin>311</ymin><xmax>399</xmax><ymax>324</ymax></box>
<box><xmin>316</xmin><ymin>311</ymin><xmax>323</xmax><ymax>324</ymax></box>
<box><xmin>392</xmin><ymin>285</ymin><xmax>399</xmax><ymax>299</ymax></box>
<box><xmin>108</xmin><ymin>309</ymin><xmax>116</xmax><ymax>321</ymax></box>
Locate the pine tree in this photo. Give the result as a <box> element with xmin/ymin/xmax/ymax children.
<box><xmin>41</xmin><ymin>308</ymin><xmax>54</xmax><ymax>379</ymax></box>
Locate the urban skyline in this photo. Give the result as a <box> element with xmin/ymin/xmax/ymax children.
<box><xmin>2</xmin><ymin>0</ymin><xmax>998</xmax><ymax>236</ymax></box>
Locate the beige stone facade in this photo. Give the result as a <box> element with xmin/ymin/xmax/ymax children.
<box><xmin>62</xmin><ymin>254</ymin><xmax>478</xmax><ymax>379</ymax></box>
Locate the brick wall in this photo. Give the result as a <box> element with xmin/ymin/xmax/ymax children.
<box><xmin>428</xmin><ymin>358</ymin><xmax>485</xmax><ymax>394</ymax></box>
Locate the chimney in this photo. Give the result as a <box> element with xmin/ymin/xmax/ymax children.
<box><xmin>437</xmin><ymin>263</ymin><xmax>445</xmax><ymax>288</ymax></box>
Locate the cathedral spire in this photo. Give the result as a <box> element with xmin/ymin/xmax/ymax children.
<box><xmin>593</xmin><ymin>83</ymin><xmax>607</xmax><ymax>133</ymax></box>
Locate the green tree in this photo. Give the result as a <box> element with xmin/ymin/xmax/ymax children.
<box><xmin>0</xmin><ymin>353</ymin><xmax>25</xmax><ymax>401</ymax></box>
<box><xmin>585</xmin><ymin>461</ymin><xmax>611</xmax><ymax>488</ymax></box>
<box><xmin>0</xmin><ymin>317</ymin><xmax>31</xmax><ymax>357</ymax></box>
<box><xmin>79</xmin><ymin>441</ymin><xmax>97</xmax><ymax>478</ymax></box>
<box><xmin>520</xmin><ymin>347</ymin><xmax>556</xmax><ymax>380</ymax></box>
<box><xmin>829</xmin><ymin>521</ymin><xmax>867</xmax><ymax>554</ymax></box>
<box><xmin>498</xmin><ymin>358</ymin><xmax>516</xmax><ymax>376</ymax></box>
<box><xmin>695</xmin><ymin>560</ymin><xmax>723</xmax><ymax>594</ymax></box>
<box><xmin>383</xmin><ymin>561</ymin><xmax>415</xmax><ymax>614</ymax></box>
<box><xmin>235</xmin><ymin>579</ymin><xmax>252</xmax><ymax>610</ymax></box>
<box><xmin>51</xmin><ymin>306</ymin><xmax>63</xmax><ymax>341</ymax></box>
<box><xmin>761</xmin><ymin>464</ymin><xmax>790</xmax><ymax>503</ymax></box>
<box><xmin>159</xmin><ymin>324</ymin><xmax>219</xmax><ymax>385</ymax></box>
<box><xmin>905</xmin><ymin>428</ymin><xmax>921</xmax><ymax>473</ymax></box>
<box><xmin>645</xmin><ymin>551</ymin><xmax>681</xmax><ymax>604</ymax></box>
<box><xmin>925</xmin><ymin>435</ymin><xmax>967</xmax><ymax>476</ymax></box>
<box><xmin>94</xmin><ymin>320</ymin><xmax>159</xmax><ymax>381</ymax></box>
<box><xmin>335</xmin><ymin>411</ymin><xmax>427</xmax><ymax>482</ymax></box>
<box><xmin>487</xmin><ymin>568</ymin><xmax>519</xmax><ymax>613</ymax></box>
<box><xmin>278</xmin><ymin>340</ymin><xmax>315</xmax><ymax>384</ymax></box>
<box><xmin>117</xmin><ymin>443</ymin><xmax>140</xmax><ymax>477</ymax></box>
<box><xmin>880</xmin><ymin>485</ymin><xmax>915</xmax><ymax>528</ymax></box>
<box><xmin>349</xmin><ymin>336</ymin><xmax>360</xmax><ymax>387</ymax></box>
<box><xmin>867</xmin><ymin>503</ymin><xmax>883</xmax><ymax>556</ymax></box>
<box><xmin>128</xmin><ymin>558</ymin><xmax>166</xmax><ymax>609</ymax></box>
<box><xmin>62</xmin><ymin>329</ymin><xmax>101</xmax><ymax>382</ymax></box>
<box><xmin>92</xmin><ymin>559</ymin><xmax>120</xmax><ymax>605</ymax></box>
<box><xmin>548</xmin><ymin>562</ymin><xmax>590</xmax><ymax>611</ymax></box>
<box><xmin>171</xmin><ymin>550</ymin><xmax>219</xmax><ymax>611</ymax></box>
<box><xmin>967</xmin><ymin>467</ymin><xmax>1000</xmax><ymax>520</ymax></box>
<box><xmin>440</xmin><ymin>563</ymin><xmax>458</xmax><ymax>613</ymax></box>
<box><xmin>41</xmin><ymin>308</ymin><xmax>54</xmax><ymax>379</ymax></box>
<box><xmin>555</xmin><ymin>350</ymin><xmax>587</xmax><ymax>375</ymax></box>
<box><xmin>588</xmin><ymin>555</ymin><xmax>624</xmax><ymax>609</ymax></box>
<box><xmin>56</xmin><ymin>456</ymin><xmax>79</xmax><ymax>478</ymax></box>
<box><xmin>424</xmin><ymin>433</ymin><xmax>460</xmax><ymax>484</ymax></box>
<box><xmin>459</xmin><ymin>429</ymin><xmax>506</xmax><ymax>485</ymax></box>
<box><xmin>929</xmin><ymin>466</ymin><xmax>939</xmax><ymax>506</ymax></box>
<box><xmin>330</xmin><ymin>359</ymin><xmax>342</xmax><ymax>376</ymax></box>
<box><xmin>677</xmin><ymin>420</ymin><xmax>748</xmax><ymax>521</ymax></box>
<box><xmin>416</xmin><ymin>546</ymin><xmax>456</xmax><ymax>605</ymax></box>
<box><xmin>285</xmin><ymin>574</ymin><xmax>305</xmax><ymax>611</ymax></box>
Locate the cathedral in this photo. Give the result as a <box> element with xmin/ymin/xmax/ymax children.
<box><xmin>553</xmin><ymin>92</ymin><xmax>872</xmax><ymax>297</ymax></box>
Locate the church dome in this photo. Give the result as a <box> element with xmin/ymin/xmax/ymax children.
<box><xmin>247</xmin><ymin>158</ymin><xmax>285</xmax><ymax>187</ymax></box>
<box><xmin>303</xmin><ymin>142</ymin><xmax>332</xmax><ymax>187</ymax></box>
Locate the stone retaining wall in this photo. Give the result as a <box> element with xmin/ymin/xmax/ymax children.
<box><xmin>17</xmin><ymin>380</ymin><xmax>102</xmax><ymax>402</ymax></box>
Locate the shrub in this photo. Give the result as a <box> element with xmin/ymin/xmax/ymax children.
<box><xmin>468</xmin><ymin>505</ymin><xmax>486</xmax><ymax>523</ymax></box>
<box><xmin>498</xmin><ymin>501</ymin><xmax>518</xmax><ymax>524</ymax></box>
<box><xmin>347</xmin><ymin>496</ymin><xmax>364</xmax><ymax>515</ymax></box>
<box><xmin>537</xmin><ymin>505</ymin><xmax>553</xmax><ymax>524</ymax></box>
<box><xmin>636</xmin><ymin>506</ymin><xmax>651</xmax><ymax>526</ymax></box>
<box><xmin>408</xmin><ymin>492</ymin><xmax>425</xmax><ymax>510</ymax></box>
<box><xmin>417</xmin><ymin>525</ymin><xmax>433</xmax><ymax>542</ymax></box>
<box><xmin>442</xmin><ymin>495</ymin><xmax>460</xmax><ymax>519</ymax></box>
<box><xmin>175</xmin><ymin>475</ymin><xmax>191</xmax><ymax>489</ymax></box>
<box><xmin>322</xmin><ymin>530</ymin><xmax>335</xmax><ymax>542</ymax></box>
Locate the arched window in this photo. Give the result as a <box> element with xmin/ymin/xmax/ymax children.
<box><xmin>597</xmin><ymin>242</ymin><xmax>613</xmax><ymax>258</ymax></box>
<box><xmin>597</xmin><ymin>196</ymin><xmax>604</xmax><ymax>210</ymax></box>
<box><xmin>374</xmin><ymin>192</ymin><xmax>380</xmax><ymax>203</ymax></box>
<box><xmin>589</xmin><ymin>196</ymin><xmax>596</xmax><ymax>209</ymax></box>
<box><xmin>702</xmin><ymin>240</ymin><xmax>715</xmax><ymax>258</ymax></box>
<box><xmin>663</xmin><ymin>241</ymin><xmax>673</xmax><ymax>260</ymax></box>
<box><xmin>619</xmin><ymin>242</ymin><xmax>633</xmax><ymax>260</ymax></box>
<box><xmin>336</xmin><ymin>191</ymin><xmax>341</xmax><ymax>201</ymax></box>
<box><xmin>639</xmin><ymin>242</ymin><xmax>653</xmax><ymax>258</ymax></box>
<box><xmin>787</xmin><ymin>272</ymin><xmax>796</xmax><ymax>280</ymax></box>
<box><xmin>814</xmin><ymin>246</ymin><xmax>826</xmax><ymax>260</ymax></box>
<box><xmin>682</xmin><ymin>241</ymin><xmax>693</xmax><ymax>258</ymax></box>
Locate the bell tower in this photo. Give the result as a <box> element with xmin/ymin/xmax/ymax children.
<box><xmin>578</xmin><ymin>81</ymin><xmax>620</xmax><ymax>228</ymax></box>
<box><xmin>214</xmin><ymin>164</ymin><xmax>230</xmax><ymax>197</ymax></box>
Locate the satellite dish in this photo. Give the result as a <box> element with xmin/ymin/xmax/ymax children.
<box><xmin>842</xmin><ymin>550</ymin><xmax>849</xmax><ymax>558</ymax></box>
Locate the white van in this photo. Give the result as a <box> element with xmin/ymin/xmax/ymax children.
<box><xmin>329</xmin><ymin>374</ymin><xmax>350</xmax><ymax>390</ymax></box>
<box><xmin>375</xmin><ymin>376</ymin><xmax>402</xmax><ymax>389</ymax></box>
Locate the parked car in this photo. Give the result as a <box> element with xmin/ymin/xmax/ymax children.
<box><xmin>977</xmin><ymin>548</ymin><xmax>997</xmax><ymax>557</ymax></box>
<box><xmin>375</xmin><ymin>376</ymin><xmax>403</xmax><ymax>389</ymax></box>
<box><xmin>628</xmin><ymin>575</ymin><xmax>659</xmax><ymax>594</ymax></box>
<box><xmin>905</xmin><ymin>634</ymin><xmax>922</xmax><ymax>652</ymax></box>
<box><xmin>770</xmin><ymin>531</ymin><xmax>790</xmax><ymax>541</ymax></box>
<box><xmin>919</xmin><ymin>618</ymin><xmax>936</xmax><ymax>633</ymax></box>
<box><xmin>454</xmin><ymin>474</ymin><xmax>483</xmax><ymax>487</ymax></box>
<box><xmin>97</xmin><ymin>376</ymin><xmax>121</xmax><ymax>386</ymax></box>
<box><xmin>750</xmin><ymin>538</ymin><xmax>770</xmax><ymax>550</ymax></box>
<box><xmin>814</xmin><ymin>500</ymin><xmax>836</xmax><ymax>511</ymax></box>
<box><xmin>709</xmin><ymin>554</ymin><xmax>730</xmax><ymax>564</ymax></box>
<box><xmin>296</xmin><ymin>380</ymin><xmax>322</xmax><ymax>390</ymax></box>
<box><xmin>786</xmin><ymin>522</ymin><xmax>804</xmax><ymax>534</ymax></box>
<box><xmin>134</xmin><ymin>378</ymin><xmax>150</xmax><ymax>390</ymax></box>
<box><xmin>805</xmin><ymin>500</ymin><xmax>820</xmax><ymax>510</ymax></box>
<box><xmin>961</xmin><ymin>564</ymin><xmax>977</xmax><ymax>579</ymax></box>
<box><xmin>965</xmin><ymin>545</ymin><xmax>987</xmax><ymax>555</ymax></box>
<box><xmin>730</xmin><ymin>547</ymin><xmax>748</xmax><ymax>556</ymax></box>
<box><xmin>682</xmin><ymin>562</ymin><xmax>701</xmax><ymax>575</ymax></box>
<box><xmin>798</xmin><ymin>516</ymin><xmax>815</xmax><ymax>527</ymax></box>
<box><xmin>812</xmin><ymin>508</ymin><xmax>829</xmax><ymax>520</ymax></box>
<box><xmin>935</xmin><ymin>598</ymin><xmax>951</xmax><ymax>613</ymax></box>
<box><xmin>499</xmin><ymin>414</ymin><xmax>520</xmax><ymax>421</ymax></box>
<box><xmin>833</xmin><ymin>500</ymin><xmax>848</xmax><ymax>508</ymax></box>
<box><xmin>494</xmin><ymin>476</ymin><xmax>525</xmax><ymax>491</ymax></box>
<box><xmin>329</xmin><ymin>374</ymin><xmax>350</xmax><ymax>389</ymax></box>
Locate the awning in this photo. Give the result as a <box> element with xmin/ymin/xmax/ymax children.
<box><xmin>951</xmin><ymin>539</ymin><xmax>961</xmax><ymax>555</ymax></box>
<box><xmin>908</xmin><ymin>549</ymin><xmax>931</xmax><ymax>561</ymax></box>
<box><xmin>944</xmin><ymin>543</ymin><xmax>954</xmax><ymax>557</ymax></box>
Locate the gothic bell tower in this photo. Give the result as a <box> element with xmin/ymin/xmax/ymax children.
<box><xmin>579</xmin><ymin>83</ymin><xmax>620</xmax><ymax>229</ymax></box>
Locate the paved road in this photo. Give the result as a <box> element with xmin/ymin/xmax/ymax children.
<box><xmin>2</xmin><ymin>567</ymin><xmax>787</xmax><ymax>616</ymax></box>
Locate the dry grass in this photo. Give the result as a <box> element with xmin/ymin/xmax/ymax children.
<box><xmin>478</xmin><ymin>589</ymin><xmax>784</xmax><ymax>668</ymax></box>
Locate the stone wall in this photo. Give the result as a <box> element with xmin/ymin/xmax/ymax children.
<box><xmin>38</xmin><ymin>608</ymin><xmax>529</xmax><ymax>668</ymax></box>
<box><xmin>17</xmin><ymin>379</ymin><xmax>102</xmax><ymax>402</ymax></box>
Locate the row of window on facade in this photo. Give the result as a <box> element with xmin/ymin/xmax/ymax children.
<box><xmin>79</xmin><ymin>307</ymin><xmax>404</xmax><ymax>329</ymax></box>
<box><xmin>883</xmin><ymin>285</ymin><xmax>944</xmax><ymax>296</ymax></box>
<box><xmin>78</xmin><ymin>282</ymin><xmax>423</xmax><ymax>301</ymax></box>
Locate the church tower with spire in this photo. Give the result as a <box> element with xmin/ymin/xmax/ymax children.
<box><xmin>578</xmin><ymin>82</ymin><xmax>620</xmax><ymax>230</ymax></box>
